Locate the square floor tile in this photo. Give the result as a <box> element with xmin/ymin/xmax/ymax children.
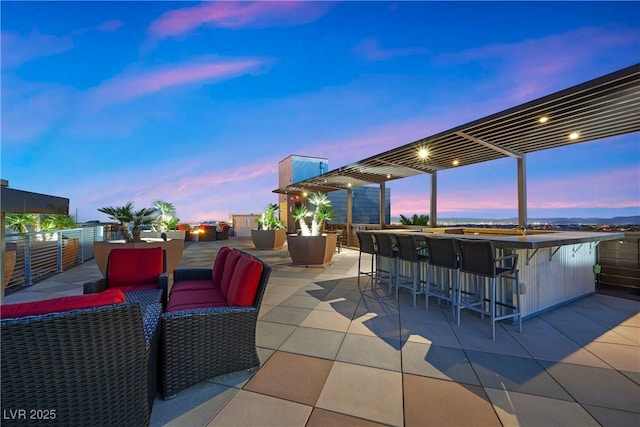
<box><xmin>466</xmin><ymin>350</ymin><xmax>572</xmax><ymax>400</ymax></box>
<box><xmin>583</xmin><ymin>403</ymin><xmax>640</xmax><ymax>427</ymax></box>
<box><xmin>401</xmin><ymin>341</ymin><xmax>480</xmax><ymax>385</ymax></box>
<box><xmin>258</xmin><ymin>306</ymin><xmax>312</xmax><ymax>326</ymax></box>
<box><xmin>306</xmin><ymin>408</ymin><xmax>386</xmax><ymax>427</ymax></box>
<box><xmin>279</xmin><ymin>326</ymin><xmax>345</xmax><ymax>360</ymax></box>
<box><xmin>207</xmin><ymin>390</ymin><xmax>312</xmax><ymax>426</ymax></box>
<box><xmin>485</xmin><ymin>387</ymin><xmax>599</xmax><ymax>426</ymax></box>
<box><xmin>317</xmin><ymin>362</ymin><xmax>403</xmax><ymax>426</ymax></box>
<box><xmin>336</xmin><ymin>334</ymin><xmax>401</xmax><ymax>371</ymax></box>
<box><xmin>403</xmin><ymin>373</ymin><xmax>500</xmax><ymax>426</ymax></box>
<box><xmin>151</xmin><ymin>383</ymin><xmax>238</xmax><ymax>427</ymax></box>
<box><xmin>584</xmin><ymin>341</ymin><xmax>640</xmax><ymax>372</ymax></box>
<box><xmin>256</xmin><ymin>321</ymin><xmax>297</xmax><ymax>350</ymax></box>
<box><xmin>244</xmin><ymin>351</ymin><xmax>332</xmax><ymax>406</ymax></box>
<box><xmin>540</xmin><ymin>360</ymin><xmax>640</xmax><ymax>413</ymax></box>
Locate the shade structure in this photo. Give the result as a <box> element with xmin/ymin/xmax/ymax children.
<box><xmin>274</xmin><ymin>63</ymin><xmax>640</xmax><ymax>195</ymax></box>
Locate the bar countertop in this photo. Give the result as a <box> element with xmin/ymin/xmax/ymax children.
<box><xmin>386</xmin><ymin>227</ymin><xmax>625</xmax><ymax>250</ymax></box>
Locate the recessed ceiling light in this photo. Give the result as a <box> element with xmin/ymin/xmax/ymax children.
<box><xmin>538</xmin><ymin>116</ymin><xmax>549</xmax><ymax>124</ymax></box>
<box><xmin>386</xmin><ymin>174</ymin><xmax>391</xmax><ymax>179</ymax></box>
<box><xmin>347</xmin><ymin>183</ymin><xmax>352</xmax><ymax>188</ymax></box>
<box><xmin>303</xmin><ymin>191</ymin><xmax>308</xmax><ymax>197</ymax></box>
<box><xmin>452</xmin><ymin>159</ymin><xmax>460</xmax><ymax>166</ymax></box>
<box><xmin>568</xmin><ymin>131</ymin><xmax>580</xmax><ymax>140</ymax></box>
<box><xmin>418</xmin><ymin>148</ymin><xmax>429</xmax><ymax>159</ymax></box>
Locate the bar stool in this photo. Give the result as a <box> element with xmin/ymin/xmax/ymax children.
<box><xmin>423</xmin><ymin>236</ymin><xmax>458</xmax><ymax>317</ymax></box>
<box><xmin>454</xmin><ymin>238</ymin><xmax>522</xmax><ymax>340</ymax></box>
<box><xmin>356</xmin><ymin>231</ymin><xmax>377</xmax><ymax>289</ymax></box>
<box><xmin>372</xmin><ymin>232</ymin><xmax>398</xmax><ymax>294</ymax></box>
<box><xmin>395</xmin><ymin>233</ymin><xmax>428</xmax><ymax>308</ymax></box>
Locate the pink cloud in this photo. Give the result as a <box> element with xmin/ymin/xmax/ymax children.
<box><xmin>1</xmin><ymin>29</ymin><xmax>73</xmax><ymax>69</ymax></box>
<box><xmin>352</xmin><ymin>38</ymin><xmax>430</xmax><ymax>61</ymax></box>
<box><xmin>88</xmin><ymin>58</ymin><xmax>267</xmax><ymax>106</ymax></box>
<box><xmin>529</xmin><ymin>167</ymin><xmax>640</xmax><ymax>208</ymax></box>
<box><xmin>148</xmin><ymin>1</ymin><xmax>333</xmax><ymax>39</ymax></box>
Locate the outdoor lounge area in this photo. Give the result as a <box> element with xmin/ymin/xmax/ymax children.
<box><xmin>3</xmin><ymin>237</ymin><xmax>639</xmax><ymax>426</ymax></box>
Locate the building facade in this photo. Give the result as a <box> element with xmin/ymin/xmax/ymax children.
<box><xmin>278</xmin><ymin>155</ymin><xmax>390</xmax><ymax>232</ymax></box>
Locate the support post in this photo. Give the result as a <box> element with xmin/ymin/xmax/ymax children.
<box><xmin>346</xmin><ymin>188</ymin><xmax>353</xmax><ymax>246</ymax></box>
<box><xmin>518</xmin><ymin>155</ymin><xmax>528</xmax><ymax>228</ymax></box>
<box><xmin>430</xmin><ymin>171</ymin><xmax>437</xmax><ymax>228</ymax></box>
<box><xmin>379</xmin><ymin>182</ymin><xmax>386</xmax><ymax>229</ymax></box>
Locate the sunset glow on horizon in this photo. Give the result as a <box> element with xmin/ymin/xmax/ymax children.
<box><xmin>2</xmin><ymin>1</ymin><xmax>639</xmax><ymax>223</ymax></box>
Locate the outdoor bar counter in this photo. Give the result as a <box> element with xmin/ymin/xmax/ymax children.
<box><xmin>382</xmin><ymin>228</ymin><xmax>625</xmax><ymax>319</ymax></box>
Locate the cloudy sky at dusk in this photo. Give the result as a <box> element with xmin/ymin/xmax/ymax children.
<box><xmin>2</xmin><ymin>1</ymin><xmax>639</xmax><ymax>223</ymax></box>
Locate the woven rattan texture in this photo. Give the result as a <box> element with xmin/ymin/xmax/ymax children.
<box><xmin>1</xmin><ymin>303</ymin><xmax>153</xmax><ymax>427</ymax></box>
<box><xmin>160</xmin><ymin>250</ymin><xmax>272</xmax><ymax>398</ymax></box>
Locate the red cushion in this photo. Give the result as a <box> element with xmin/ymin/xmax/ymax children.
<box><xmin>211</xmin><ymin>246</ymin><xmax>232</xmax><ymax>287</ymax></box>
<box><xmin>226</xmin><ymin>255</ymin><xmax>263</xmax><ymax>307</ymax></box>
<box><xmin>170</xmin><ymin>280</ymin><xmax>215</xmax><ymax>295</ymax></box>
<box><xmin>1</xmin><ymin>289</ymin><xmax>126</xmax><ymax>319</ymax></box>
<box><xmin>166</xmin><ymin>288</ymin><xmax>227</xmax><ymax>312</ymax></box>
<box><xmin>110</xmin><ymin>283</ymin><xmax>158</xmax><ymax>293</ymax></box>
<box><xmin>220</xmin><ymin>250</ymin><xmax>242</xmax><ymax>296</ymax></box>
<box><xmin>165</xmin><ymin>301</ymin><xmax>228</xmax><ymax>312</ymax></box>
<box><xmin>107</xmin><ymin>247</ymin><xmax>163</xmax><ymax>287</ymax></box>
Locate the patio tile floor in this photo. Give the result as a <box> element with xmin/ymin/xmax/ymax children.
<box><xmin>4</xmin><ymin>237</ymin><xmax>640</xmax><ymax>426</ymax></box>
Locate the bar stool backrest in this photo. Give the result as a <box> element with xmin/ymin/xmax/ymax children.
<box><xmin>455</xmin><ymin>238</ymin><xmax>497</xmax><ymax>278</ymax></box>
<box><xmin>372</xmin><ymin>233</ymin><xmax>396</xmax><ymax>258</ymax></box>
<box><xmin>395</xmin><ymin>234</ymin><xmax>420</xmax><ymax>262</ymax></box>
<box><xmin>356</xmin><ymin>232</ymin><xmax>377</xmax><ymax>255</ymax></box>
<box><xmin>425</xmin><ymin>236</ymin><xmax>458</xmax><ymax>269</ymax></box>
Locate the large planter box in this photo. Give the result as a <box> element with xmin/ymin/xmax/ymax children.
<box><xmin>251</xmin><ymin>229</ymin><xmax>287</xmax><ymax>250</ymax></box>
<box><xmin>141</xmin><ymin>230</ymin><xmax>186</xmax><ymax>241</ymax></box>
<box><xmin>287</xmin><ymin>233</ymin><xmax>338</xmax><ymax>267</ymax></box>
<box><xmin>94</xmin><ymin>239</ymin><xmax>184</xmax><ymax>276</ymax></box>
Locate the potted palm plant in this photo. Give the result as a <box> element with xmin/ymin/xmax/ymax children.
<box><xmin>287</xmin><ymin>192</ymin><xmax>338</xmax><ymax>267</ymax></box>
<box><xmin>94</xmin><ymin>202</ymin><xmax>184</xmax><ymax>276</ymax></box>
<box><xmin>252</xmin><ymin>203</ymin><xmax>287</xmax><ymax>250</ymax></box>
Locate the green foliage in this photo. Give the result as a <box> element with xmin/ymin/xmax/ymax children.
<box><xmin>399</xmin><ymin>213</ymin><xmax>430</xmax><ymax>226</ymax></box>
<box><xmin>153</xmin><ymin>200</ymin><xmax>177</xmax><ymax>230</ymax></box>
<box><xmin>98</xmin><ymin>202</ymin><xmax>135</xmax><ymax>242</ymax></box>
<box><xmin>295</xmin><ymin>192</ymin><xmax>336</xmax><ymax>236</ymax></box>
<box><xmin>6</xmin><ymin>213</ymin><xmax>38</xmax><ymax>233</ymax></box>
<box><xmin>41</xmin><ymin>214</ymin><xmax>77</xmax><ymax>231</ymax></box>
<box><xmin>257</xmin><ymin>203</ymin><xmax>284</xmax><ymax>230</ymax></box>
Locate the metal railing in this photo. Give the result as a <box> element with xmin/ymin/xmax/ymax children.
<box><xmin>4</xmin><ymin>226</ymin><xmax>103</xmax><ymax>290</ymax></box>
<box><xmin>597</xmin><ymin>232</ymin><xmax>640</xmax><ymax>291</ymax></box>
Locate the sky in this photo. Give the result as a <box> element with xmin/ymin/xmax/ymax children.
<box><xmin>2</xmin><ymin>1</ymin><xmax>639</xmax><ymax>224</ymax></box>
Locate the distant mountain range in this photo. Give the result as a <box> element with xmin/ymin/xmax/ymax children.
<box><xmin>412</xmin><ymin>216</ymin><xmax>640</xmax><ymax>226</ymax></box>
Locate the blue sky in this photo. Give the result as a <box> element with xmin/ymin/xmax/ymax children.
<box><xmin>2</xmin><ymin>1</ymin><xmax>639</xmax><ymax>223</ymax></box>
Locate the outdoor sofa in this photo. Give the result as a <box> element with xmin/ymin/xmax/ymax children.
<box><xmin>1</xmin><ymin>290</ymin><xmax>162</xmax><ymax>427</ymax></box>
<box><xmin>160</xmin><ymin>246</ymin><xmax>272</xmax><ymax>398</ymax></box>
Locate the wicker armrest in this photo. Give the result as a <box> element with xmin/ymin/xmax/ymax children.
<box><xmin>173</xmin><ymin>268</ymin><xmax>213</xmax><ymax>282</ymax></box>
<box><xmin>161</xmin><ymin>306</ymin><xmax>260</xmax><ymax>399</ymax></box>
<box><xmin>83</xmin><ymin>278</ymin><xmax>108</xmax><ymax>294</ymax></box>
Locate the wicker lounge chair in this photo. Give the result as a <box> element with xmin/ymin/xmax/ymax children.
<box><xmin>83</xmin><ymin>246</ymin><xmax>168</xmax><ymax>307</ymax></box>
<box><xmin>160</xmin><ymin>248</ymin><xmax>272</xmax><ymax>398</ymax></box>
<box><xmin>1</xmin><ymin>292</ymin><xmax>161</xmax><ymax>427</ymax></box>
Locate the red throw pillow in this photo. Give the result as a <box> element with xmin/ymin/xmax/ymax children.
<box><xmin>220</xmin><ymin>250</ymin><xmax>242</xmax><ymax>296</ymax></box>
<box><xmin>107</xmin><ymin>247</ymin><xmax>163</xmax><ymax>287</ymax></box>
<box><xmin>211</xmin><ymin>246</ymin><xmax>232</xmax><ymax>287</ymax></box>
<box><xmin>226</xmin><ymin>256</ymin><xmax>263</xmax><ymax>306</ymax></box>
<box><xmin>1</xmin><ymin>289</ymin><xmax>126</xmax><ymax>319</ymax></box>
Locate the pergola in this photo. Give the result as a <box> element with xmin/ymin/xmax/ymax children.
<box><xmin>274</xmin><ymin>63</ymin><xmax>640</xmax><ymax>229</ymax></box>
